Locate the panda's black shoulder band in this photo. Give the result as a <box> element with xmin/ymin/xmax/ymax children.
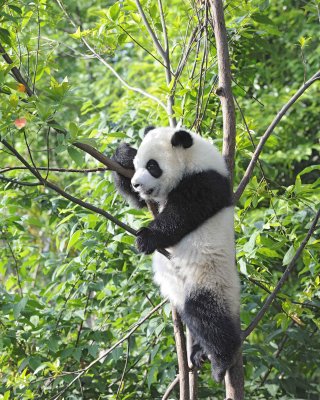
<box><xmin>147</xmin><ymin>169</ymin><xmax>232</xmax><ymax>249</ymax></box>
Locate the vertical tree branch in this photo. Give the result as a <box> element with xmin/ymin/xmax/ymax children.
<box><xmin>209</xmin><ymin>1</ymin><xmax>243</xmax><ymax>399</ymax></box>
<box><xmin>186</xmin><ymin>328</ymin><xmax>198</xmax><ymax>400</ymax></box>
<box><xmin>209</xmin><ymin>0</ymin><xmax>236</xmax><ymax>181</ymax></box>
<box><xmin>135</xmin><ymin>0</ymin><xmax>177</xmax><ymax>126</ymax></box>
<box><xmin>172</xmin><ymin>308</ymin><xmax>189</xmax><ymax>400</ymax></box>
<box><xmin>224</xmin><ymin>353</ymin><xmax>244</xmax><ymax>400</ymax></box>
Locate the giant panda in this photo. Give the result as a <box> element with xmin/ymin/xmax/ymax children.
<box><xmin>112</xmin><ymin>127</ymin><xmax>241</xmax><ymax>382</ymax></box>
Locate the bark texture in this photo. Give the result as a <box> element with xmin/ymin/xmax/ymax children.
<box><xmin>209</xmin><ymin>1</ymin><xmax>244</xmax><ymax>399</ymax></box>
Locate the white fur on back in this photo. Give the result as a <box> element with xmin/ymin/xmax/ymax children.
<box><xmin>153</xmin><ymin>206</ymin><xmax>240</xmax><ymax>318</ymax></box>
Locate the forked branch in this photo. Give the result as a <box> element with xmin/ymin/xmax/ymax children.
<box><xmin>234</xmin><ymin>70</ymin><xmax>320</xmax><ymax>202</ymax></box>
<box><xmin>243</xmin><ymin>208</ymin><xmax>320</xmax><ymax>338</ymax></box>
<box><xmin>209</xmin><ymin>0</ymin><xmax>236</xmax><ymax>181</ymax></box>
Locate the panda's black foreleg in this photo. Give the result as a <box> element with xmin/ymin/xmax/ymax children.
<box><xmin>112</xmin><ymin>143</ymin><xmax>146</xmax><ymax>209</ymax></box>
<box><xmin>181</xmin><ymin>288</ymin><xmax>241</xmax><ymax>383</ymax></box>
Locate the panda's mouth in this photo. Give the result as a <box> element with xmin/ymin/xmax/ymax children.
<box><xmin>139</xmin><ymin>187</ymin><xmax>157</xmax><ymax>200</ymax></box>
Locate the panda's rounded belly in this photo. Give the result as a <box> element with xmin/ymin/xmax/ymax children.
<box><xmin>152</xmin><ymin>207</ymin><xmax>238</xmax><ymax>310</ymax></box>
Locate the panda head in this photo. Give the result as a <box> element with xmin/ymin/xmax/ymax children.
<box><xmin>131</xmin><ymin>127</ymin><xmax>228</xmax><ymax>203</ymax></box>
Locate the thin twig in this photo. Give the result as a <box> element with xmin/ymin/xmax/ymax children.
<box><xmin>1</xmin><ymin>139</ymin><xmax>137</xmax><ymax>236</ymax></box>
<box><xmin>119</xmin><ymin>25</ymin><xmax>167</xmax><ymax>70</ymax></box>
<box><xmin>0</xmin><ymin>166</ymin><xmax>110</xmax><ymax>174</ymax></box>
<box><xmin>234</xmin><ymin>96</ymin><xmax>286</xmax><ymax>236</ymax></box>
<box><xmin>134</xmin><ymin>0</ymin><xmax>176</xmax><ymax>126</ymax></box>
<box><xmin>247</xmin><ymin>277</ymin><xmax>305</xmax><ymax>328</ymax></box>
<box><xmin>0</xmin><ymin>42</ymin><xmax>137</xmax><ymax>180</ymax></box>
<box><xmin>0</xmin><ymin>43</ymin><xmax>34</xmax><ymax>96</ymax></box>
<box><xmin>44</xmin><ymin>127</ymin><xmax>51</xmax><ymax>180</ymax></box>
<box><xmin>55</xmin><ymin>0</ymin><xmax>167</xmax><ymax>112</ymax></box>
<box><xmin>116</xmin><ymin>340</ymin><xmax>130</xmax><ymax>399</ymax></box>
<box><xmin>243</xmin><ymin>208</ymin><xmax>320</xmax><ymax>338</ymax></box>
<box><xmin>157</xmin><ymin>0</ymin><xmax>176</xmax><ymax>127</ymax></box>
<box><xmin>259</xmin><ymin>331</ymin><xmax>289</xmax><ymax>386</ymax></box>
<box><xmin>2</xmin><ymin>140</ymin><xmax>171</xmax><ymax>258</ymax></box>
<box><xmin>1</xmin><ymin>230</ymin><xmax>23</xmax><ymax>296</ymax></box>
<box><xmin>162</xmin><ymin>375</ymin><xmax>179</xmax><ymax>400</ymax></box>
<box><xmin>134</xmin><ymin>0</ymin><xmax>166</xmax><ymax>59</ymax></box>
<box><xmin>192</xmin><ymin>5</ymin><xmax>209</xmax><ymax>132</ymax></box>
<box><xmin>235</xmin><ymin>70</ymin><xmax>320</xmax><ymax>202</ymax></box>
<box><xmin>158</xmin><ymin>0</ymin><xmax>169</xmax><ymax>54</ymax></box>
<box><xmin>0</xmin><ymin>175</ymin><xmax>41</xmax><ymax>187</ymax></box>
<box><xmin>33</xmin><ymin>4</ymin><xmax>41</xmax><ymax>92</ymax></box>
<box><xmin>51</xmin><ymin>299</ymin><xmax>167</xmax><ymax>400</ymax></box>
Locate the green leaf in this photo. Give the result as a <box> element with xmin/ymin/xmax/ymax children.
<box><xmin>75</xmin><ymin>137</ymin><xmax>97</xmax><ymax>147</ymax></box>
<box><xmin>251</xmin><ymin>13</ymin><xmax>274</xmax><ymax>25</ymax></box>
<box><xmin>243</xmin><ymin>232</ymin><xmax>259</xmax><ymax>253</ymax></box>
<box><xmin>69</xmin><ymin>122</ymin><xmax>79</xmax><ymax>138</ymax></box>
<box><xmin>0</xmin><ymin>28</ymin><xmax>11</xmax><ymax>46</ymax></box>
<box><xmin>30</xmin><ymin>315</ymin><xmax>40</xmax><ymax>327</ymax></box>
<box><xmin>67</xmin><ymin>147</ymin><xmax>84</xmax><ymax>166</ymax></box>
<box><xmin>257</xmin><ymin>247</ymin><xmax>280</xmax><ymax>258</ymax></box>
<box><xmin>13</xmin><ymin>297</ymin><xmax>28</xmax><ymax>319</ymax></box>
<box><xmin>72</xmin><ymin>347</ymin><xmax>82</xmax><ymax>362</ymax></box>
<box><xmin>109</xmin><ymin>3</ymin><xmax>120</xmax><ymax>21</ymax></box>
<box><xmin>67</xmin><ymin>230</ymin><xmax>82</xmax><ymax>251</ymax></box>
<box><xmin>8</xmin><ymin>5</ymin><xmax>22</xmax><ymax>14</ymax></box>
<box><xmin>3</xmin><ymin>391</ymin><xmax>10</xmax><ymax>400</ymax></box>
<box><xmin>70</xmin><ymin>26</ymin><xmax>81</xmax><ymax>39</ymax></box>
<box><xmin>298</xmin><ymin>165</ymin><xmax>320</xmax><ymax>176</ymax></box>
<box><xmin>283</xmin><ymin>245</ymin><xmax>295</xmax><ymax>266</ymax></box>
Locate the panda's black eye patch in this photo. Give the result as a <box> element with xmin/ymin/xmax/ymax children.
<box><xmin>146</xmin><ymin>159</ymin><xmax>162</xmax><ymax>178</ymax></box>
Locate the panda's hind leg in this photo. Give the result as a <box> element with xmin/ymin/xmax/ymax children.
<box><xmin>190</xmin><ymin>341</ymin><xmax>208</xmax><ymax>368</ymax></box>
<box><xmin>181</xmin><ymin>288</ymin><xmax>241</xmax><ymax>382</ymax></box>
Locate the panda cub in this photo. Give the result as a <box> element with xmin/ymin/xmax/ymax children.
<box><xmin>112</xmin><ymin>127</ymin><xmax>241</xmax><ymax>382</ymax></box>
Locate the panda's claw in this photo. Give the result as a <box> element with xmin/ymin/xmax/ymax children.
<box><xmin>190</xmin><ymin>343</ymin><xmax>208</xmax><ymax>368</ymax></box>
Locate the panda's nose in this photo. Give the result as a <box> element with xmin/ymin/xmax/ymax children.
<box><xmin>132</xmin><ymin>183</ymin><xmax>140</xmax><ymax>189</ymax></box>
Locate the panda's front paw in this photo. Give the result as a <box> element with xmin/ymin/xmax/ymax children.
<box><xmin>136</xmin><ymin>227</ymin><xmax>157</xmax><ymax>254</ymax></box>
<box><xmin>112</xmin><ymin>142</ymin><xmax>137</xmax><ymax>169</ymax></box>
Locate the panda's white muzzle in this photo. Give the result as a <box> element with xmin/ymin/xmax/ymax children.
<box><xmin>131</xmin><ymin>169</ymin><xmax>156</xmax><ymax>198</ymax></box>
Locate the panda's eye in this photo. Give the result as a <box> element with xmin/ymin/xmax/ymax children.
<box><xmin>146</xmin><ymin>159</ymin><xmax>162</xmax><ymax>178</ymax></box>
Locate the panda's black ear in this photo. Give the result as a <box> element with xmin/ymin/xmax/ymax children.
<box><xmin>144</xmin><ymin>126</ymin><xmax>155</xmax><ymax>136</ymax></box>
<box><xmin>171</xmin><ymin>130</ymin><xmax>193</xmax><ymax>149</ymax></box>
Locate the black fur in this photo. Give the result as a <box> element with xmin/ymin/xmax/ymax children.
<box><xmin>181</xmin><ymin>289</ymin><xmax>241</xmax><ymax>382</ymax></box>
<box><xmin>171</xmin><ymin>130</ymin><xmax>193</xmax><ymax>148</ymax></box>
<box><xmin>136</xmin><ymin>169</ymin><xmax>232</xmax><ymax>254</ymax></box>
<box><xmin>144</xmin><ymin>126</ymin><xmax>155</xmax><ymax>136</ymax></box>
<box><xmin>190</xmin><ymin>341</ymin><xmax>208</xmax><ymax>368</ymax></box>
<box><xmin>146</xmin><ymin>159</ymin><xmax>162</xmax><ymax>178</ymax></box>
<box><xmin>112</xmin><ymin>143</ymin><xmax>146</xmax><ymax>208</ymax></box>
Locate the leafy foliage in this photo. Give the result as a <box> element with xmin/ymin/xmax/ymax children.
<box><xmin>0</xmin><ymin>0</ymin><xmax>319</xmax><ymax>399</ymax></box>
